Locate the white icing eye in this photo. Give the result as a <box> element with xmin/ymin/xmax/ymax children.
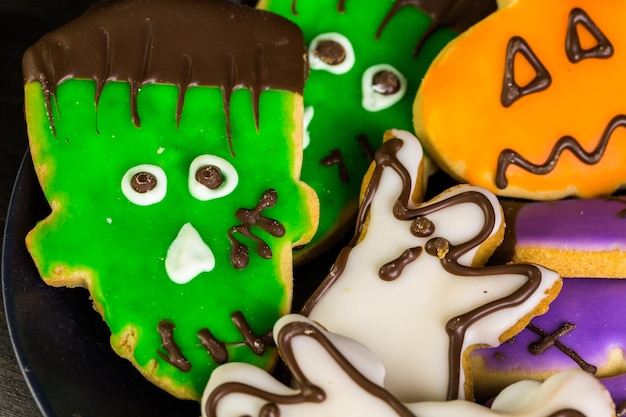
<box><xmin>308</xmin><ymin>32</ymin><xmax>355</xmax><ymax>74</ymax></box>
<box><xmin>121</xmin><ymin>164</ymin><xmax>167</xmax><ymax>206</ymax></box>
<box><xmin>189</xmin><ymin>154</ymin><xmax>238</xmax><ymax>201</ymax></box>
<box><xmin>362</xmin><ymin>64</ymin><xmax>407</xmax><ymax>112</ymax></box>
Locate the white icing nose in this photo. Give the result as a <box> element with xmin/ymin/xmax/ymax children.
<box><xmin>165</xmin><ymin>222</ymin><xmax>215</xmax><ymax>284</ymax></box>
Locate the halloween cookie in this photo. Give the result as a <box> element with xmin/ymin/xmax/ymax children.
<box><xmin>202</xmin><ymin>314</ymin><xmax>614</xmax><ymax>417</ymax></box>
<box><xmin>301</xmin><ymin>130</ymin><xmax>562</xmax><ymax>402</ymax></box>
<box><xmin>491</xmin><ymin>198</ymin><xmax>626</xmax><ymax>278</ymax></box>
<box><xmin>23</xmin><ymin>0</ymin><xmax>317</xmax><ymax>400</ymax></box>
<box><xmin>414</xmin><ymin>0</ymin><xmax>626</xmax><ymax>200</ymax></box>
<box><xmin>257</xmin><ymin>0</ymin><xmax>497</xmax><ymax>262</ymax></box>
<box><xmin>471</xmin><ymin>277</ymin><xmax>626</xmax><ymax>414</ymax></box>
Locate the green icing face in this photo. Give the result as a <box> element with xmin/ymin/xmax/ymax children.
<box><xmin>25</xmin><ymin>79</ymin><xmax>315</xmax><ymax>399</ymax></box>
<box><xmin>260</xmin><ymin>0</ymin><xmax>459</xmax><ymax>258</ymax></box>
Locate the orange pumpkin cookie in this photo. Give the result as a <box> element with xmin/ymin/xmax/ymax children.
<box><xmin>414</xmin><ymin>0</ymin><xmax>626</xmax><ymax>200</ymax></box>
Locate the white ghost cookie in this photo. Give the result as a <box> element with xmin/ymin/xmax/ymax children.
<box><xmin>302</xmin><ymin>130</ymin><xmax>562</xmax><ymax>402</ymax></box>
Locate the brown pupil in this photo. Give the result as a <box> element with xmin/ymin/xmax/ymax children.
<box><xmin>314</xmin><ymin>39</ymin><xmax>346</xmax><ymax>65</ymax></box>
<box><xmin>372</xmin><ymin>70</ymin><xmax>401</xmax><ymax>95</ymax></box>
<box><xmin>196</xmin><ymin>165</ymin><xmax>224</xmax><ymax>189</ymax></box>
<box><xmin>131</xmin><ymin>172</ymin><xmax>157</xmax><ymax>193</ymax></box>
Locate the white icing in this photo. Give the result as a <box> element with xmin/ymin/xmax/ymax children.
<box><xmin>307</xmin><ymin>131</ymin><xmax>561</xmax><ymax>402</ymax></box>
<box><xmin>202</xmin><ymin>315</ymin><xmax>614</xmax><ymax>417</ymax></box>
<box><xmin>308</xmin><ymin>32</ymin><xmax>355</xmax><ymax>74</ymax></box>
<box><xmin>188</xmin><ymin>154</ymin><xmax>238</xmax><ymax>201</ymax></box>
<box><xmin>362</xmin><ymin>64</ymin><xmax>407</xmax><ymax>112</ymax></box>
<box><xmin>121</xmin><ymin>164</ymin><xmax>167</xmax><ymax>206</ymax></box>
<box><xmin>303</xmin><ymin>106</ymin><xmax>314</xmax><ymax>149</ymax></box>
<box><xmin>165</xmin><ymin>222</ymin><xmax>215</xmax><ymax>284</ymax></box>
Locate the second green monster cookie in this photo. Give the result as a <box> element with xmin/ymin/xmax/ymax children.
<box><xmin>258</xmin><ymin>0</ymin><xmax>497</xmax><ymax>261</ymax></box>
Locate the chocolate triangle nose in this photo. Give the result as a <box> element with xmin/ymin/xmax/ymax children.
<box><xmin>165</xmin><ymin>222</ymin><xmax>215</xmax><ymax>284</ymax></box>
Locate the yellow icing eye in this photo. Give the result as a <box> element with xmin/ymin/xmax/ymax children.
<box><xmin>188</xmin><ymin>154</ymin><xmax>238</xmax><ymax>201</ymax></box>
<box><xmin>308</xmin><ymin>32</ymin><xmax>355</xmax><ymax>74</ymax></box>
<box><xmin>121</xmin><ymin>164</ymin><xmax>167</xmax><ymax>206</ymax></box>
<box><xmin>361</xmin><ymin>64</ymin><xmax>407</xmax><ymax>112</ymax></box>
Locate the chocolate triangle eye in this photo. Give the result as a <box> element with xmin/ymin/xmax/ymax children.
<box><xmin>566</xmin><ymin>7</ymin><xmax>613</xmax><ymax>63</ymax></box>
<box><xmin>501</xmin><ymin>36</ymin><xmax>552</xmax><ymax>107</ymax></box>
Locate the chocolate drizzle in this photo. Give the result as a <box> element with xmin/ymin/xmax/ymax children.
<box><xmin>376</xmin><ymin>0</ymin><xmax>497</xmax><ymax>57</ymax></box>
<box><xmin>526</xmin><ymin>323</ymin><xmax>597</xmax><ymax>374</ymax></box>
<box><xmin>204</xmin><ymin>320</ymin><xmax>417</xmax><ymax>417</ymax></box>
<box><xmin>566</xmin><ymin>8</ymin><xmax>613</xmax><ymax>63</ymax></box>
<box><xmin>320</xmin><ymin>148</ymin><xmax>349</xmax><ymax>183</ymax></box>
<box><xmin>159</xmin><ymin>311</ymin><xmax>274</xmax><ymax>370</ymax></box>
<box><xmin>22</xmin><ymin>0</ymin><xmax>306</xmax><ymax>154</ymax></box>
<box><xmin>500</xmin><ymin>36</ymin><xmax>552</xmax><ymax>107</ymax></box>
<box><xmin>303</xmin><ymin>136</ymin><xmax>550</xmax><ymax>400</ymax></box>
<box><xmin>379</xmin><ymin>247</ymin><xmax>422</xmax><ymax>281</ymax></box>
<box><xmin>356</xmin><ymin>134</ymin><xmax>376</xmax><ymax>162</ymax></box>
<box><xmin>496</xmin><ymin>115</ymin><xmax>626</xmax><ymax>189</ymax></box>
<box><xmin>228</xmin><ymin>189</ymin><xmax>286</xmax><ymax>269</ymax></box>
<box><xmin>157</xmin><ymin>320</ymin><xmax>191</xmax><ymax>372</ymax></box>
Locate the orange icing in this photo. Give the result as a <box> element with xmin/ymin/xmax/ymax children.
<box><xmin>415</xmin><ymin>0</ymin><xmax>626</xmax><ymax>199</ymax></box>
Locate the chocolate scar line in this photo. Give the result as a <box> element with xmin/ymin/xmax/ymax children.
<box><xmin>157</xmin><ymin>311</ymin><xmax>274</xmax><ymax>372</ymax></box>
<box><xmin>228</xmin><ymin>189</ymin><xmax>286</xmax><ymax>270</ymax></box>
<box><xmin>496</xmin><ymin>114</ymin><xmax>626</xmax><ymax>189</ymax></box>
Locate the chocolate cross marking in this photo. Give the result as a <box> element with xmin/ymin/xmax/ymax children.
<box><xmin>527</xmin><ymin>323</ymin><xmax>597</xmax><ymax>374</ymax></box>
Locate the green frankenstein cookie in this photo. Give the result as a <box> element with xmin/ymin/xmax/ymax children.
<box><xmin>258</xmin><ymin>0</ymin><xmax>497</xmax><ymax>262</ymax></box>
<box><xmin>23</xmin><ymin>0</ymin><xmax>318</xmax><ymax>401</ymax></box>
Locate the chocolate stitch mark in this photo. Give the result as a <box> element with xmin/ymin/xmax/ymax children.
<box><xmin>320</xmin><ymin>148</ymin><xmax>349</xmax><ymax>183</ymax></box>
<box><xmin>527</xmin><ymin>323</ymin><xmax>597</xmax><ymax>374</ymax></box>
<box><xmin>157</xmin><ymin>320</ymin><xmax>192</xmax><ymax>372</ymax></box>
<box><xmin>356</xmin><ymin>134</ymin><xmax>376</xmax><ymax>162</ymax></box>
<box><xmin>160</xmin><ymin>312</ymin><xmax>275</xmax><ymax>369</ymax></box>
<box><xmin>228</xmin><ymin>189</ymin><xmax>286</xmax><ymax>269</ymax></box>
<box><xmin>496</xmin><ymin>114</ymin><xmax>626</xmax><ymax>190</ymax></box>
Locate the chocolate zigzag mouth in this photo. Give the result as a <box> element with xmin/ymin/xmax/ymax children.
<box><xmin>496</xmin><ymin>114</ymin><xmax>626</xmax><ymax>189</ymax></box>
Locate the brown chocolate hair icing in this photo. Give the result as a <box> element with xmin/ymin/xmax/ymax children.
<box><xmin>496</xmin><ymin>115</ymin><xmax>626</xmax><ymax>190</ymax></box>
<box><xmin>376</xmin><ymin>0</ymin><xmax>497</xmax><ymax>56</ymax></box>
<box><xmin>22</xmin><ymin>0</ymin><xmax>307</xmax><ymax>154</ymax></box>
<box><xmin>302</xmin><ymin>137</ymin><xmax>547</xmax><ymax>401</ymax></box>
<box><xmin>290</xmin><ymin>0</ymin><xmax>496</xmax><ymax>56</ymax></box>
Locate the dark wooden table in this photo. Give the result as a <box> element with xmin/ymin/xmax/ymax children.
<box><xmin>0</xmin><ymin>2</ymin><xmax>99</xmax><ymax>415</ymax></box>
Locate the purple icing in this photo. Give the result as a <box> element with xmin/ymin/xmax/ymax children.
<box><xmin>515</xmin><ymin>198</ymin><xmax>626</xmax><ymax>251</ymax></box>
<box><xmin>473</xmin><ymin>277</ymin><xmax>626</xmax><ymax>402</ymax></box>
